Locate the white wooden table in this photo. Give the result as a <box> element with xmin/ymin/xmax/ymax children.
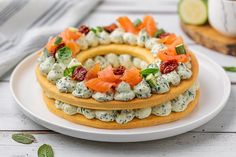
<box><xmin>1</xmin><ymin>0</ymin><xmax>236</xmax><ymax>156</ymax></box>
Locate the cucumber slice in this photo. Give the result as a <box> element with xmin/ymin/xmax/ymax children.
<box><xmin>146</xmin><ymin>74</ymin><xmax>157</xmax><ymax>88</ymax></box>
<box><xmin>175</xmin><ymin>44</ymin><xmax>186</xmax><ymax>55</ymax></box>
<box><xmin>178</xmin><ymin>0</ymin><xmax>208</xmax><ymax>25</ymax></box>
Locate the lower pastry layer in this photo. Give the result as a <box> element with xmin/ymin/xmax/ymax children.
<box><xmin>43</xmin><ymin>90</ymin><xmax>199</xmax><ymax>129</ymax></box>
<box><xmin>43</xmin><ymin>83</ymin><xmax>199</xmax><ymax>128</ymax></box>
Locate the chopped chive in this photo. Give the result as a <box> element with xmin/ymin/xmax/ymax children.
<box><xmin>154</xmin><ymin>28</ymin><xmax>166</xmax><ymax>38</ymax></box>
<box><xmin>54</xmin><ymin>36</ymin><xmax>62</xmax><ymax>45</ymax></box>
<box><xmin>146</xmin><ymin>73</ymin><xmax>158</xmax><ymax>88</ymax></box>
<box><xmin>175</xmin><ymin>44</ymin><xmax>186</xmax><ymax>55</ymax></box>
<box><xmin>96</xmin><ymin>26</ymin><xmax>103</xmax><ymax>32</ymax></box>
<box><xmin>223</xmin><ymin>66</ymin><xmax>236</xmax><ymax>72</ymax></box>
<box><xmin>90</xmin><ymin>28</ymin><xmax>96</xmax><ymax>33</ymax></box>
<box><xmin>91</xmin><ymin>26</ymin><xmax>103</xmax><ymax>34</ymax></box>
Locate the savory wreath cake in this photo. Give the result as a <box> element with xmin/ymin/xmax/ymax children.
<box><xmin>36</xmin><ymin>16</ymin><xmax>200</xmax><ymax>129</ymax></box>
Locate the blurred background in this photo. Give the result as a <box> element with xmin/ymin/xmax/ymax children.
<box><xmin>0</xmin><ymin>0</ymin><xmax>235</xmax><ymax>81</ymax></box>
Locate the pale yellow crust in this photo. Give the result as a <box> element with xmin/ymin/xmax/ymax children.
<box><xmin>76</xmin><ymin>44</ymin><xmax>155</xmax><ymax>64</ymax></box>
<box><xmin>36</xmin><ymin>45</ymin><xmax>199</xmax><ymax>110</ymax></box>
<box><xmin>43</xmin><ymin>90</ymin><xmax>200</xmax><ymax>129</ymax></box>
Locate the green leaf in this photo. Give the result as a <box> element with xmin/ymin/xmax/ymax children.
<box><xmin>141</xmin><ymin>68</ymin><xmax>159</xmax><ymax>77</ymax></box>
<box><xmin>133</xmin><ymin>18</ymin><xmax>142</xmax><ymax>27</ymax></box>
<box><xmin>12</xmin><ymin>133</ymin><xmax>36</xmax><ymax>144</ymax></box>
<box><xmin>38</xmin><ymin>144</ymin><xmax>54</xmax><ymax>157</ymax></box>
<box><xmin>64</xmin><ymin>66</ymin><xmax>77</xmax><ymax>77</ymax></box>
<box><xmin>57</xmin><ymin>47</ymin><xmax>72</xmax><ymax>60</ymax></box>
<box><xmin>54</xmin><ymin>36</ymin><xmax>62</xmax><ymax>45</ymax></box>
<box><xmin>223</xmin><ymin>66</ymin><xmax>236</xmax><ymax>72</ymax></box>
<box><xmin>154</xmin><ymin>28</ymin><xmax>166</xmax><ymax>37</ymax></box>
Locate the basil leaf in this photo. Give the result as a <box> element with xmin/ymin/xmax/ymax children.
<box><xmin>223</xmin><ymin>66</ymin><xmax>236</xmax><ymax>72</ymax></box>
<box><xmin>38</xmin><ymin>144</ymin><xmax>54</xmax><ymax>157</ymax></box>
<box><xmin>133</xmin><ymin>18</ymin><xmax>142</xmax><ymax>27</ymax></box>
<box><xmin>57</xmin><ymin>47</ymin><xmax>72</xmax><ymax>60</ymax></box>
<box><xmin>54</xmin><ymin>36</ymin><xmax>62</xmax><ymax>45</ymax></box>
<box><xmin>12</xmin><ymin>133</ymin><xmax>36</xmax><ymax>144</ymax></box>
<box><xmin>141</xmin><ymin>68</ymin><xmax>159</xmax><ymax>77</ymax></box>
<box><xmin>64</xmin><ymin>66</ymin><xmax>77</xmax><ymax>77</ymax></box>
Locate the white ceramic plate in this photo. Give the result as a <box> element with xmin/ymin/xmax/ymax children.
<box><xmin>10</xmin><ymin>50</ymin><xmax>231</xmax><ymax>142</ymax></box>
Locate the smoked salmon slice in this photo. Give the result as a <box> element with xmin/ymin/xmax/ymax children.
<box><xmin>98</xmin><ymin>65</ymin><xmax>121</xmax><ymax>83</ymax></box>
<box><xmin>65</xmin><ymin>40</ymin><xmax>80</xmax><ymax>57</ymax></box>
<box><xmin>46</xmin><ymin>37</ymin><xmax>57</xmax><ymax>53</ymax></box>
<box><xmin>85</xmin><ymin>63</ymin><xmax>101</xmax><ymax>80</ymax></box>
<box><xmin>121</xmin><ymin>67</ymin><xmax>142</xmax><ymax>86</ymax></box>
<box><xmin>85</xmin><ymin>78</ymin><xmax>116</xmax><ymax>93</ymax></box>
<box><xmin>60</xmin><ymin>28</ymin><xmax>81</xmax><ymax>41</ymax></box>
<box><xmin>158</xmin><ymin>51</ymin><xmax>189</xmax><ymax>63</ymax></box>
<box><xmin>117</xmin><ymin>16</ymin><xmax>138</xmax><ymax>34</ymax></box>
<box><xmin>143</xmin><ymin>15</ymin><xmax>158</xmax><ymax>37</ymax></box>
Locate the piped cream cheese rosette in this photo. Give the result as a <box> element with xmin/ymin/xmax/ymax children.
<box><xmin>36</xmin><ymin>16</ymin><xmax>200</xmax><ymax>129</ymax></box>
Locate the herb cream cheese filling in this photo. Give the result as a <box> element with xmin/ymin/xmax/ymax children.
<box><xmin>39</xmin><ymin>51</ymin><xmax>192</xmax><ymax>102</ymax></box>
<box><xmin>51</xmin><ymin>82</ymin><xmax>199</xmax><ymax>124</ymax></box>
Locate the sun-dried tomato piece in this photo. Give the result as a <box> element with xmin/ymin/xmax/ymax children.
<box><xmin>113</xmin><ymin>66</ymin><xmax>126</xmax><ymax>75</ymax></box>
<box><xmin>103</xmin><ymin>23</ymin><xmax>118</xmax><ymax>33</ymax></box>
<box><xmin>56</xmin><ymin>43</ymin><xmax>65</xmax><ymax>50</ymax></box>
<box><xmin>78</xmin><ymin>25</ymin><xmax>90</xmax><ymax>35</ymax></box>
<box><xmin>159</xmin><ymin>33</ymin><xmax>170</xmax><ymax>39</ymax></box>
<box><xmin>160</xmin><ymin>59</ymin><xmax>178</xmax><ymax>74</ymax></box>
<box><xmin>72</xmin><ymin>66</ymin><xmax>87</xmax><ymax>81</ymax></box>
<box><xmin>49</xmin><ymin>43</ymin><xmax>65</xmax><ymax>58</ymax></box>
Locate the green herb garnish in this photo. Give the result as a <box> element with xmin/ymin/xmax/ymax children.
<box><xmin>91</xmin><ymin>26</ymin><xmax>103</xmax><ymax>34</ymax></box>
<box><xmin>54</xmin><ymin>36</ymin><xmax>62</xmax><ymax>45</ymax></box>
<box><xmin>90</xmin><ymin>28</ymin><xmax>96</xmax><ymax>33</ymax></box>
<box><xmin>64</xmin><ymin>67</ymin><xmax>74</xmax><ymax>77</ymax></box>
<box><xmin>154</xmin><ymin>28</ymin><xmax>166</xmax><ymax>37</ymax></box>
<box><xmin>141</xmin><ymin>68</ymin><xmax>159</xmax><ymax>77</ymax></box>
<box><xmin>57</xmin><ymin>47</ymin><xmax>72</xmax><ymax>60</ymax></box>
<box><xmin>175</xmin><ymin>44</ymin><xmax>186</xmax><ymax>55</ymax></box>
<box><xmin>133</xmin><ymin>18</ymin><xmax>142</xmax><ymax>27</ymax></box>
<box><xmin>64</xmin><ymin>66</ymin><xmax>77</xmax><ymax>77</ymax></box>
<box><xmin>223</xmin><ymin>66</ymin><xmax>236</xmax><ymax>72</ymax></box>
<box><xmin>12</xmin><ymin>133</ymin><xmax>36</xmax><ymax>144</ymax></box>
<box><xmin>38</xmin><ymin>144</ymin><xmax>54</xmax><ymax>157</ymax></box>
<box><xmin>146</xmin><ymin>73</ymin><xmax>158</xmax><ymax>88</ymax></box>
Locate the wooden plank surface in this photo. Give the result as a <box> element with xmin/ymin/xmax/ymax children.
<box><xmin>1</xmin><ymin>0</ymin><xmax>236</xmax><ymax>156</ymax></box>
<box><xmin>181</xmin><ymin>23</ymin><xmax>236</xmax><ymax>56</ymax></box>
<box><xmin>1</xmin><ymin>132</ymin><xmax>236</xmax><ymax>157</ymax></box>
